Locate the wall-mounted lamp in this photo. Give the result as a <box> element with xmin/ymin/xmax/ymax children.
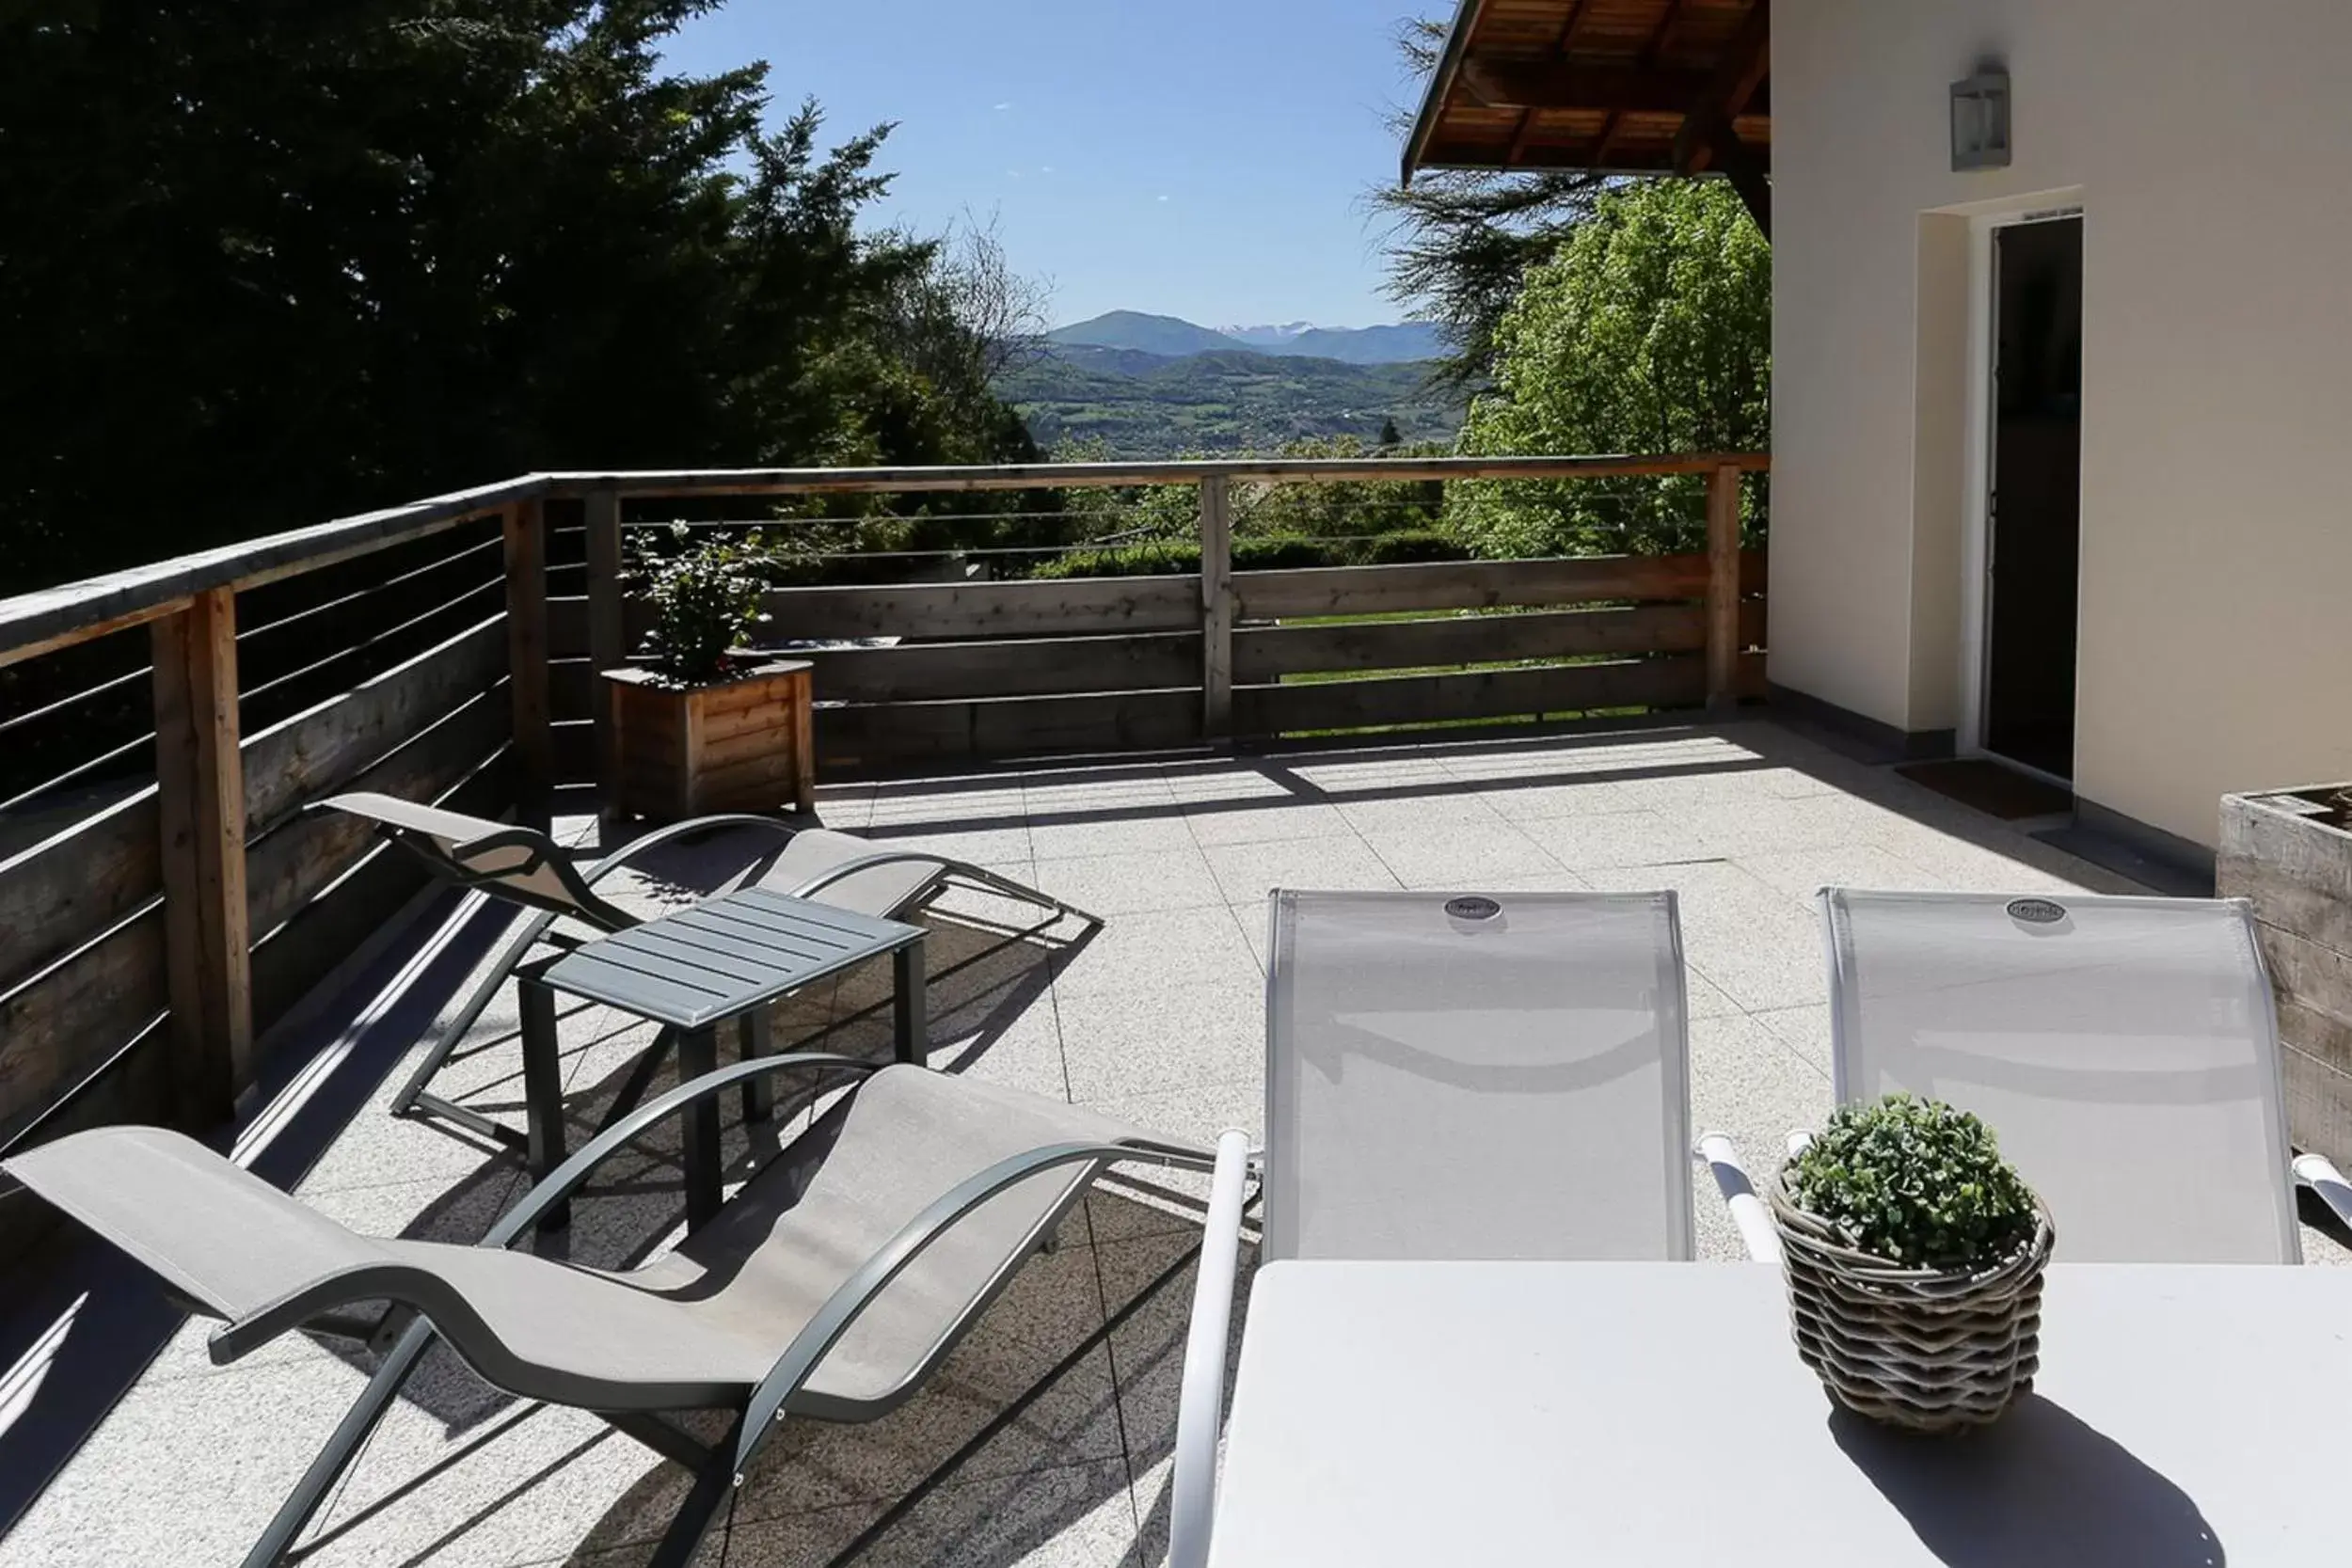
<box><xmin>1950</xmin><ymin>67</ymin><xmax>2011</xmax><ymax>171</ymax></box>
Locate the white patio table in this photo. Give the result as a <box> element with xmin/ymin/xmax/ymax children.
<box><xmin>1207</xmin><ymin>1259</ymin><xmax>2350</xmax><ymax>1566</ymax></box>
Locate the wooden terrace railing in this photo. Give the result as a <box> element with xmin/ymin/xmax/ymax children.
<box><xmin>0</xmin><ymin>451</ymin><xmax>1767</xmax><ymax>1259</ymax></box>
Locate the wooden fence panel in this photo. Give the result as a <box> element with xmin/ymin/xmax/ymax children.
<box><xmin>1233</xmin><ymin>553</ymin><xmax>1710</xmax><ymax>621</ymax></box>
<box><xmin>764</xmin><ymin>575</ymin><xmax>1200</xmax><ymax>641</ymax></box>
<box><xmin>240</xmin><ymin>616</ymin><xmax>503</xmax><ymax>832</ymax></box>
<box><xmin>1234</xmin><ymin>656</ymin><xmax>1713</xmax><ymax>736</ymax></box>
<box><xmin>245</xmin><ymin>688</ymin><xmax>510</xmax><ymax>940</ymax></box>
<box><xmin>0</xmin><ymin>909</ymin><xmax>168</xmax><ymax>1134</ymax></box>
<box><xmin>805</xmin><ymin>633</ymin><xmax>1201</xmax><ymax>705</ymax></box>
<box><xmin>1235</xmin><ymin>605</ymin><xmax>1690</xmax><ymax>682</ymax></box>
<box><xmin>818</xmin><ymin>689</ymin><xmax>1200</xmax><ymax>770</ymax></box>
<box><xmin>1233</xmin><ymin>601</ymin><xmax>1766</xmax><ymax>682</ymax></box>
<box><xmin>548</xmin><ymin>595</ymin><xmax>653</xmax><ymax>657</ymax></box>
<box><xmin>248</xmin><ymin>749</ymin><xmax>510</xmax><ymax>1035</ymax></box>
<box><xmin>0</xmin><ymin>792</ymin><xmax>159</xmax><ymax>998</ymax></box>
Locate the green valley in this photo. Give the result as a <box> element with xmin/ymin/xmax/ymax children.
<box><xmin>997</xmin><ymin>344</ymin><xmax>1463</xmax><ymax>456</ymax></box>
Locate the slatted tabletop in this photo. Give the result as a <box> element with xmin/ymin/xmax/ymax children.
<box><xmin>542</xmin><ymin>886</ymin><xmax>924</xmax><ymax>1030</ymax></box>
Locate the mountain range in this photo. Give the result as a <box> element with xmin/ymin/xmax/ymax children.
<box><xmin>1044</xmin><ymin>309</ymin><xmax>1448</xmax><ymax>367</ymax></box>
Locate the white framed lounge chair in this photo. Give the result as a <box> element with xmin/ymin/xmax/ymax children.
<box><xmin>1168</xmin><ymin>887</ymin><xmax>1701</xmax><ymax>1568</ymax></box>
<box><xmin>2</xmin><ymin>1058</ymin><xmax>1211</xmax><ymax>1568</ymax></box>
<box><xmin>322</xmin><ymin>792</ymin><xmax>1099</xmax><ymax>1153</ymax></box>
<box><xmin>1806</xmin><ymin>887</ymin><xmax>2342</xmax><ymax>1263</ymax></box>
<box><xmin>1258</xmin><ymin>887</ymin><xmax>1698</xmax><ymax>1261</ymax></box>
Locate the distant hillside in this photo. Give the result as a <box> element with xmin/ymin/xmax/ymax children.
<box><xmin>1044</xmin><ymin>310</ymin><xmax>1238</xmax><ymax>358</ymax></box>
<box><xmin>998</xmin><ymin>343</ymin><xmax>1463</xmax><ymax>457</ymax></box>
<box><xmin>1277</xmin><ymin>323</ymin><xmax>1447</xmax><ymax>364</ymax></box>
<box><xmin>1046</xmin><ymin>310</ymin><xmax>1448</xmax><ymax>367</ymax></box>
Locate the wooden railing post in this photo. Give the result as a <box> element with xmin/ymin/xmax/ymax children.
<box><xmin>503</xmin><ymin>499</ymin><xmax>552</xmax><ymax>820</ymax></box>
<box><xmin>583</xmin><ymin>488</ymin><xmax>625</xmax><ymax>813</ymax></box>
<box><xmin>1704</xmin><ymin>462</ymin><xmax>1743</xmax><ymax>715</ymax></box>
<box><xmin>151</xmin><ymin>586</ymin><xmax>251</xmax><ymax>1122</ymax></box>
<box><xmin>1200</xmin><ymin>476</ymin><xmax>1233</xmax><ymax>739</ymax></box>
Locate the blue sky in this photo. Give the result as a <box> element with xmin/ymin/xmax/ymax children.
<box><xmin>659</xmin><ymin>1</ymin><xmax>1430</xmax><ymax>328</ymax></box>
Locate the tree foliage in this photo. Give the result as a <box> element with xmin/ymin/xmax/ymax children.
<box><xmin>1448</xmin><ymin>179</ymin><xmax>1771</xmax><ymax>559</ymax></box>
<box><xmin>0</xmin><ymin>2</ymin><xmax>1038</xmax><ymax>589</ymax></box>
<box><xmin>1368</xmin><ymin>18</ymin><xmax>1606</xmax><ymax>390</ymax></box>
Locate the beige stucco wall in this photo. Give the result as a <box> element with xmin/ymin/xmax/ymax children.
<box><xmin>1772</xmin><ymin>0</ymin><xmax>2352</xmax><ymax>848</ymax></box>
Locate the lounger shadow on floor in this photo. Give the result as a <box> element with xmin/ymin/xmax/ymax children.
<box><xmin>552</xmin><ymin>1188</ymin><xmax>1249</xmax><ymax>1568</ymax></box>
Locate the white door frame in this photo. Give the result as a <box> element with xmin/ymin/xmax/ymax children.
<box><xmin>1957</xmin><ymin>197</ymin><xmax>2085</xmax><ymax>784</ymax></box>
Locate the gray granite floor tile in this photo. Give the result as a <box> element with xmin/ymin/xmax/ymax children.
<box><xmin>1355</xmin><ymin>819</ymin><xmax>1565</xmax><ymax>889</ymax></box>
<box><xmin>1518</xmin><ymin>808</ymin><xmax>1728</xmax><ymax>871</ymax></box>
<box><xmin>1686</xmin><ymin>1011</ymin><xmax>1835</xmax><ymax>1204</ymax></box>
<box><xmin>1331</xmin><ymin>790</ymin><xmax>1500</xmax><ymax>836</ymax></box>
<box><xmin>1470</xmin><ymin>777</ymin><xmax>1643</xmax><ymax>819</ymax></box>
<box><xmin>1046</xmin><ymin>907</ymin><xmax>1259</xmax><ymax>1000</ymax></box>
<box><xmin>1055</xmin><ymin>983</ymin><xmax>1261</xmax><ymax>1103</ymax></box>
<box><xmin>1016</xmin><ymin>847</ymin><xmax>1225</xmax><ymax>916</ymax></box>
<box><xmin>1200</xmin><ymin>835</ymin><xmax>1399</xmax><ymax>905</ymax></box>
<box><xmin>1585</xmin><ymin>859</ymin><xmax>1828</xmax><ymax>1013</ymax></box>
<box><xmin>724</xmin><ymin>1458</ymin><xmax>1140</xmax><ymax>1568</ymax></box>
<box><xmin>1095</xmin><ymin>1230</ymin><xmax>1256</xmax><ymax>1484</ymax></box>
<box><xmin>1177</xmin><ymin>800</ymin><xmax>1355</xmax><ymax>847</ymax></box>
<box><xmin>1749</xmin><ymin>1002</ymin><xmax>1834</xmax><ymax>1074</ymax></box>
<box><xmin>1735</xmin><ymin>844</ymin><xmax>1948</xmax><ymax>901</ymax></box>
<box><xmin>1026</xmin><ymin>815</ymin><xmax>1200</xmax><ymax>863</ymax></box>
<box><xmin>1161</xmin><ymin>770</ymin><xmax>1299</xmax><ymax>811</ymax></box>
<box><xmin>0</xmin><ymin>1356</ymin><xmax>375</xmax><ymax>1568</ymax></box>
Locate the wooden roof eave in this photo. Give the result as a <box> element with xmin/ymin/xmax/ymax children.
<box><xmin>1401</xmin><ymin>0</ymin><xmax>1487</xmax><ymax>186</ymax></box>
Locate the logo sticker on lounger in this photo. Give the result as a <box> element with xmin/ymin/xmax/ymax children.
<box><xmin>1444</xmin><ymin>896</ymin><xmax>1502</xmax><ymax>921</ymax></box>
<box><xmin>2006</xmin><ymin>896</ymin><xmax>2066</xmax><ymax>925</ymax></box>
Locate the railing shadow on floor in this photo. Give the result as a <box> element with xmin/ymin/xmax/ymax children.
<box><xmin>838</xmin><ymin>713</ymin><xmax>2150</xmax><ymax>901</ymax></box>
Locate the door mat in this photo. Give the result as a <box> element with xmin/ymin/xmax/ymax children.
<box><xmin>1894</xmin><ymin>759</ymin><xmax>2073</xmax><ymax>820</ymax></box>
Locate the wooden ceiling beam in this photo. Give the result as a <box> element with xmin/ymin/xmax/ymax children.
<box><xmin>1504</xmin><ymin>0</ymin><xmax>1592</xmax><ymax>166</ymax></box>
<box><xmin>1465</xmin><ymin>59</ymin><xmax>1762</xmax><ymax>118</ymax></box>
<box><xmin>1672</xmin><ymin>0</ymin><xmax>1772</xmax><ymax>175</ymax></box>
<box><xmin>1700</xmin><ymin>118</ymin><xmax>1772</xmax><ymax>238</ymax></box>
<box><xmin>1592</xmin><ymin>0</ymin><xmax>1692</xmax><ymax>167</ymax></box>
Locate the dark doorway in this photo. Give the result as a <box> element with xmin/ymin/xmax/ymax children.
<box><xmin>1983</xmin><ymin>215</ymin><xmax>2083</xmax><ymax>781</ymax></box>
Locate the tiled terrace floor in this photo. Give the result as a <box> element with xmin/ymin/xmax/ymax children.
<box><xmin>3</xmin><ymin>716</ymin><xmax>2344</xmax><ymax>1567</ymax></box>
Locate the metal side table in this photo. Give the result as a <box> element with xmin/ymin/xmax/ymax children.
<box><xmin>517</xmin><ymin>886</ymin><xmax>927</xmax><ymax>1228</ymax></box>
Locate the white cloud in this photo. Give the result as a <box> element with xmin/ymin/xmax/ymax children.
<box><xmin>1041</xmin><ymin>165</ymin><xmax>1055</xmax><ymax>174</ymax></box>
<box><xmin>1156</xmin><ymin>194</ymin><xmax>1169</xmax><ymax>202</ymax></box>
<box><xmin>993</xmin><ymin>102</ymin><xmax>1012</xmax><ymax>111</ymax></box>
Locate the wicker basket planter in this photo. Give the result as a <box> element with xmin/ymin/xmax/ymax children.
<box><xmin>1770</xmin><ymin>1169</ymin><xmax>2055</xmax><ymax>1434</ymax></box>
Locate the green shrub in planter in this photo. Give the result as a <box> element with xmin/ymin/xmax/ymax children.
<box><xmin>628</xmin><ymin>523</ymin><xmax>771</xmax><ymax>686</ymax></box>
<box><xmin>1786</xmin><ymin>1093</ymin><xmax>2037</xmax><ymax>1270</ymax></box>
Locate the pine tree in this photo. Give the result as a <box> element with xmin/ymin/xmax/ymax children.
<box><xmin>1366</xmin><ymin>19</ymin><xmax>1605</xmax><ymax>392</ymax></box>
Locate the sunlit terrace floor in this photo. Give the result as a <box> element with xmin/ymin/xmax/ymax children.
<box><xmin>5</xmin><ymin>715</ymin><xmax>2346</xmax><ymax>1568</ymax></box>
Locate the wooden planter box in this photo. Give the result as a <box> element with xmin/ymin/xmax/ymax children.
<box><xmin>2219</xmin><ymin>786</ymin><xmax>2352</xmax><ymax>1164</ymax></box>
<box><xmin>605</xmin><ymin>659</ymin><xmax>815</xmax><ymax>822</ymax></box>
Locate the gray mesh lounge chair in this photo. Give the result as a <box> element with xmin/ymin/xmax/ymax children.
<box><xmin>1167</xmin><ymin>887</ymin><xmax>1705</xmax><ymax>1568</ymax></box>
<box><xmin>1808</xmin><ymin>888</ymin><xmax>2319</xmax><ymax>1262</ymax></box>
<box><xmin>322</xmin><ymin>791</ymin><xmax>1098</xmax><ymax>1152</ymax></box>
<box><xmin>3</xmin><ymin>1058</ymin><xmax>1211</xmax><ymax>1567</ymax></box>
